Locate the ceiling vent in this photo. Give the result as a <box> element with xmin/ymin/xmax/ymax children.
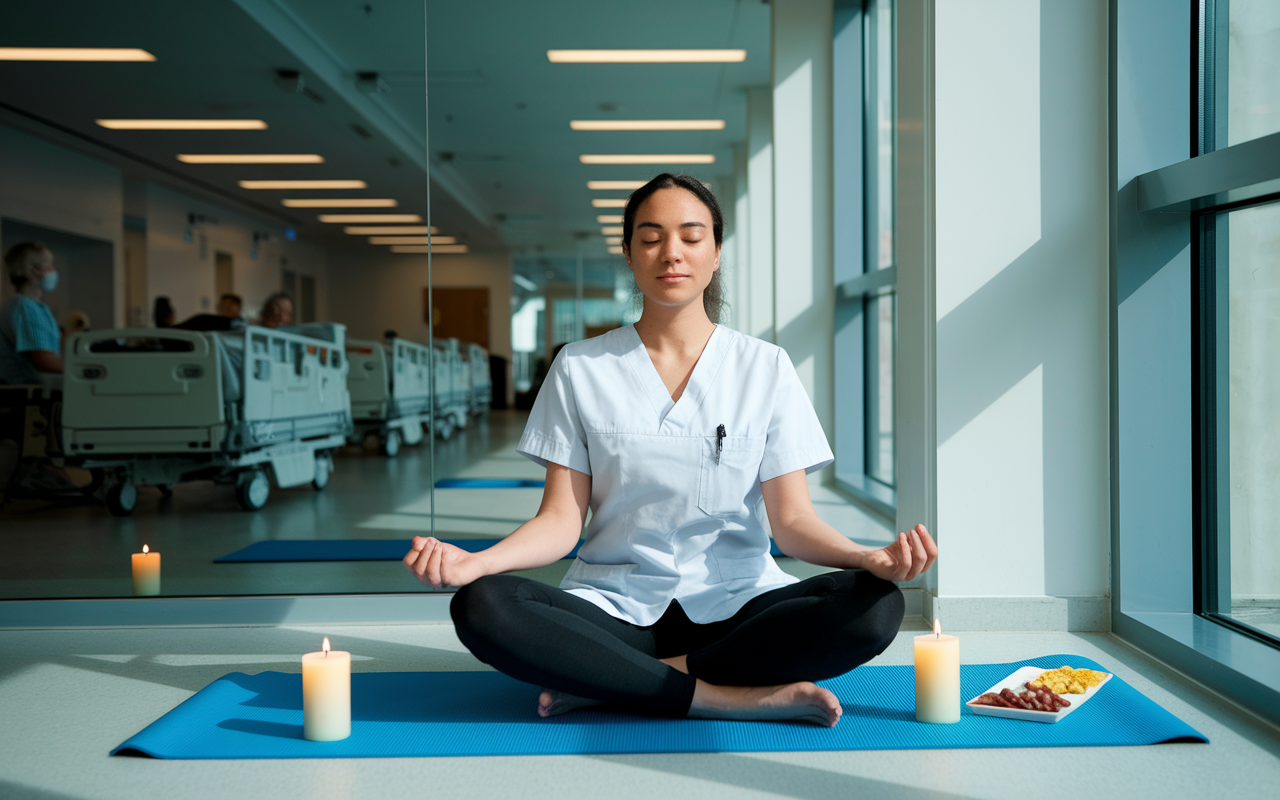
<box><xmin>356</xmin><ymin>71</ymin><xmax>388</xmax><ymax>93</ymax></box>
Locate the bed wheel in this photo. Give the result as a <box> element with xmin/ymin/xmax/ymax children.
<box><xmin>235</xmin><ymin>469</ymin><xmax>270</xmax><ymax>511</ymax></box>
<box><xmin>312</xmin><ymin>452</ymin><xmax>333</xmax><ymax>490</ymax></box>
<box><xmin>437</xmin><ymin>417</ymin><xmax>454</xmax><ymax>441</ymax></box>
<box><xmin>382</xmin><ymin>430</ymin><xmax>401</xmax><ymax>457</ymax></box>
<box><xmin>105</xmin><ymin>483</ymin><xmax>137</xmax><ymax>517</ymax></box>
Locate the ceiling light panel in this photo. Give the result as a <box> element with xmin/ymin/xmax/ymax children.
<box><xmin>392</xmin><ymin>245</ymin><xmax>469</xmax><ymax>254</ymax></box>
<box><xmin>343</xmin><ymin>226</ymin><xmax>437</xmax><ymax>235</ymax></box>
<box><xmin>601</xmin><ymin>226</ymin><xmax>624</xmax><ymax>236</ymax></box>
<box><xmin>283</xmin><ymin>199</ymin><xmax>396</xmax><ymax>208</ymax></box>
<box><xmin>581</xmin><ymin>154</ymin><xmax>715</xmax><ymax>165</ymax></box>
<box><xmin>97</xmin><ymin>119</ymin><xmax>267</xmax><ymax>130</ymax></box>
<box><xmin>588</xmin><ymin>181</ymin><xmax>647</xmax><ymax>190</ymax></box>
<box><xmin>318</xmin><ymin>214</ymin><xmax>421</xmax><ymax>223</ymax></box>
<box><xmin>369</xmin><ymin>236</ymin><xmax>457</xmax><ymax>245</ymax></box>
<box><xmin>592</xmin><ymin>198</ymin><xmax>629</xmax><ymax>208</ymax></box>
<box><xmin>570</xmin><ymin>120</ymin><xmax>725</xmax><ymax>131</ymax></box>
<box><xmin>241</xmin><ymin>180</ymin><xmax>366</xmax><ymax>190</ymax></box>
<box><xmin>547</xmin><ymin>50</ymin><xmax>746</xmax><ymax>63</ymax></box>
<box><xmin>597</xmin><ymin>215</ymin><xmax>623</xmax><ymax>224</ymax></box>
<box><xmin>605</xmin><ymin>237</ymin><xmax>623</xmax><ymax>246</ymax></box>
<box><xmin>608</xmin><ymin>246</ymin><xmax>624</xmax><ymax>255</ymax></box>
<box><xmin>0</xmin><ymin>47</ymin><xmax>155</xmax><ymax>61</ymax></box>
<box><xmin>180</xmin><ymin>154</ymin><xmax>323</xmax><ymax>164</ymax></box>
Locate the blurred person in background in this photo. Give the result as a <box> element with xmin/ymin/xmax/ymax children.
<box><xmin>257</xmin><ymin>292</ymin><xmax>293</xmax><ymax>329</ymax></box>
<box><xmin>0</xmin><ymin>242</ymin><xmax>63</xmax><ymax>385</ymax></box>
<box><xmin>153</xmin><ymin>296</ymin><xmax>176</xmax><ymax>329</ymax></box>
<box><xmin>218</xmin><ymin>293</ymin><xmax>243</xmax><ymax>319</ymax></box>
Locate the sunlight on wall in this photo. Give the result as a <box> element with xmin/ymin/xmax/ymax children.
<box><xmin>772</xmin><ymin>59</ymin><xmax>814</xmax><ymax>336</ymax></box>
<box><xmin>938</xmin><ymin>364</ymin><xmax>1044</xmax><ymax>596</ymax></box>
<box><xmin>935</xmin><ymin>0</ymin><xmax>1041</xmax><ymax>320</ymax></box>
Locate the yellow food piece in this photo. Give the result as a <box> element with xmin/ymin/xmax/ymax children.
<box><xmin>1029</xmin><ymin>666</ymin><xmax>1109</xmax><ymax>695</ymax></box>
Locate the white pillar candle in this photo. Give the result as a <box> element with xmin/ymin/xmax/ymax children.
<box><xmin>914</xmin><ymin>619</ymin><xmax>960</xmax><ymax>724</ymax></box>
<box><xmin>131</xmin><ymin>545</ymin><xmax>161</xmax><ymax>596</ymax></box>
<box><xmin>302</xmin><ymin>637</ymin><xmax>350</xmax><ymax>741</ymax></box>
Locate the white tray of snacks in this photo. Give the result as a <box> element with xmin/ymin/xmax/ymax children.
<box><xmin>966</xmin><ymin>665</ymin><xmax>1112</xmax><ymax>724</ymax></box>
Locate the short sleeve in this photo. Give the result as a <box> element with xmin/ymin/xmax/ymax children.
<box><xmin>758</xmin><ymin>348</ymin><xmax>834</xmax><ymax>482</ymax></box>
<box><xmin>517</xmin><ymin>350</ymin><xmax>592</xmax><ymax>475</ymax></box>
<box><xmin>12</xmin><ymin>299</ymin><xmax>60</xmax><ymax>354</ymax></box>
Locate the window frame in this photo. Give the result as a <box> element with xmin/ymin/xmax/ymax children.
<box><xmin>1115</xmin><ymin>0</ymin><xmax>1280</xmax><ymax>727</ymax></box>
<box><xmin>833</xmin><ymin>0</ymin><xmax>898</xmax><ymax>524</ymax></box>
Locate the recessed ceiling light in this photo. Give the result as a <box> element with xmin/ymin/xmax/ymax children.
<box><xmin>592</xmin><ymin>198</ymin><xmax>628</xmax><ymax>208</ymax></box>
<box><xmin>597</xmin><ymin>215</ymin><xmax>624</xmax><ymax>224</ymax></box>
<box><xmin>369</xmin><ymin>236</ymin><xmax>457</xmax><ymax>245</ymax></box>
<box><xmin>605</xmin><ymin>236</ymin><xmax>623</xmax><ymax>245</ymax></box>
<box><xmin>588</xmin><ymin>181</ymin><xmax>646</xmax><ymax>190</ymax></box>
<box><xmin>97</xmin><ymin>119</ymin><xmax>267</xmax><ymax>130</ymax></box>
<box><xmin>180</xmin><ymin>154</ymin><xmax>322</xmax><ymax>164</ymax></box>
<box><xmin>581</xmin><ymin>154</ymin><xmax>714</xmax><ymax>165</ymax></box>
<box><xmin>241</xmin><ymin>180</ymin><xmax>366</xmax><ymax>190</ymax></box>
<box><xmin>283</xmin><ymin>198</ymin><xmax>396</xmax><ymax>208</ymax></box>
<box><xmin>608</xmin><ymin>246</ymin><xmax>624</xmax><ymax>255</ymax></box>
<box><xmin>343</xmin><ymin>226</ymin><xmax>438</xmax><ymax>235</ymax></box>
<box><xmin>547</xmin><ymin>50</ymin><xmax>745</xmax><ymax>63</ymax></box>
<box><xmin>392</xmin><ymin>245</ymin><xmax>469</xmax><ymax>254</ymax></box>
<box><xmin>601</xmin><ymin>226</ymin><xmax>624</xmax><ymax>236</ymax></box>
<box><xmin>0</xmin><ymin>47</ymin><xmax>156</xmax><ymax>61</ymax></box>
<box><xmin>570</xmin><ymin>120</ymin><xmax>726</xmax><ymax>131</ymax></box>
<box><xmin>318</xmin><ymin>213</ymin><xmax>422</xmax><ymax>223</ymax></box>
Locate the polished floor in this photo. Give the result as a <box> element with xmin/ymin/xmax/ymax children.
<box><xmin>0</xmin><ymin>410</ymin><xmax>894</xmax><ymax>599</ymax></box>
<box><xmin>1</xmin><ymin>623</ymin><xmax>1278</xmax><ymax>800</ymax></box>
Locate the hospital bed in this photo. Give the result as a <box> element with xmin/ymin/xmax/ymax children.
<box><xmin>431</xmin><ymin>338</ymin><xmax>471</xmax><ymax>440</ymax></box>
<box><xmin>60</xmin><ymin>323</ymin><xmax>352</xmax><ymax>516</ymax></box>
<box><xmin>345</xmin><ymin>336</ymin><xmax>431</xmax><ymax>456</ymax></box>
<box><xmin>464</xmin><ymin>341</ymin><xmax>492</xmax><ymax>417</ymax></box>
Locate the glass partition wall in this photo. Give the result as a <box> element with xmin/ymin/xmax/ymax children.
<box><xmin>0</xmin><ymin>0</ymin><xmax>769</xmax><ymax>607</ymax></box>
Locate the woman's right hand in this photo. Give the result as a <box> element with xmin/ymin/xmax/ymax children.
<box><xmin>403</xmin><ymin>536</ymin><xmax>487</xmax><ymax>589</ymax></box>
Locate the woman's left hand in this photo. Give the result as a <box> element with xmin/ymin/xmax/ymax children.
<box><xmin>858</xmin><ymin>524</ymin><xmax>937</xmax><ymax>582</ymax></box>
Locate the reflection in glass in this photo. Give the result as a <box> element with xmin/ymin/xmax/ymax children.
<box><xmin>865</xmin><ymin>291</ymin><xmax>895</xmax><ymax>487</ymax></box>
<box><xmin>1227</xmin><ymin>0</ymin><xmax>1280</xmax><ymax>147</ymax></box>
<box><xmin>1225</xmin><ymin>202</ymin><xmax>1280</xmax><ymax>640</ymax></box>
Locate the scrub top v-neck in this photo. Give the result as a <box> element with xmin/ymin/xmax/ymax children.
<box><xmin>517</xmin><ymin>324</ymin><xmax>834</xmax><ymax>626</ymax></box>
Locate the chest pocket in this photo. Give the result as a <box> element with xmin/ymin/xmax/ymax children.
<box><xmin>697</xmin><ymin>435</ymin><xmax>766</xmax><ymax>517</ymax></box>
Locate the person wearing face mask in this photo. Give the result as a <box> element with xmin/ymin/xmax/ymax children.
<box><xmin>0</xmin><ymin>242</ymin><xmax>64</xmax><ymax>385</ymax></box>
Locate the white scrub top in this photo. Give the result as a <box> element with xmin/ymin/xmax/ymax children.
<box><xmin>517</xmin><ymin>324</ymin><xmax>834</xmax><ymax>626</ymax></box>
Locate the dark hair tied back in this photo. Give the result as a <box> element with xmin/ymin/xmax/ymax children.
<box><xmin>621</xmin><ymin>173</ymin><xmax>727</xmax><ymax>324</ymax></box>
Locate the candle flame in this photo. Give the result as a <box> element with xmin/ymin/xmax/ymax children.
<box><xmin>322</xmin><ymin>637</ymin><xmax>331</xmax><ymax>656</ymax></box>
<box><xmin>934</xmin><ymin>618</ymin><xmax>941</xmax><ymax>637</ymax></box>
<box><xmin>142</xmin><ymin>545</ymin><xmax>149</xmax><ymax>554</ymax></box>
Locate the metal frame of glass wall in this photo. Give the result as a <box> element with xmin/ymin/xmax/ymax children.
<box><xmin>1113</xmin><ymin>0</ymin><xmax>1280</xmax><ymax>726</ymax></box>
<box><xmin>834</xmin><ymin>0</ymin><xmax>897</xmax><ymax>523</ymax></box>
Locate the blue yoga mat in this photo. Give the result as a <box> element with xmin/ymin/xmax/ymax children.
<box><xmin>215</xmin><ymin>539</ymin><xmax>785</xmax><ymax>563</ymax></box>
<box><xmin>112</xmin><ymin>655</ymin><xmax>1204</xmax><ymax>759</ymax></box>
<box><xmin>215</xmin><ymin>539</ymin><xmax>582</xmax><ymax>563</ymax></box>
<box><xmin>434</xmin><ymin>478</ymin><xmax>545</xmax><ymax>488</ymax></box>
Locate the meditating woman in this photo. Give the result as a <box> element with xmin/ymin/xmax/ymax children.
<box><xmin>404</xmin><ymin>173</ymin><xmax>936</xmax><ymax>727</ymax></box>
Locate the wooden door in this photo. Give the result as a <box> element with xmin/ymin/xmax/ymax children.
<box><xmin>426</xmin><ymin>287</ymin><xmax>489</xmax><ymax>348</ymax></box>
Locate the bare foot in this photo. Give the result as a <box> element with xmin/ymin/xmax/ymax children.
<box><xmin>537</xmin><ymin>688</ymin><xmax>607</xmax><ymax>718</ymax></box>
<box><xmin>688</xmin><ymin>680</ymin><xmax>842</xmax><ymax>727</ymax></box>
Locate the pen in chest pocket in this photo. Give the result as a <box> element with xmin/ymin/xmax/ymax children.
<box><xmin>715</xmin><ymin>424</ymin><xmax>726</xmax><ymax>465</ymax></box>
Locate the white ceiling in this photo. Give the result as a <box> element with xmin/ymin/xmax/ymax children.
<box><xmin>0</xmin><ymin>0</ymin><xmax>771</xmax><ymax>265</ymax></box>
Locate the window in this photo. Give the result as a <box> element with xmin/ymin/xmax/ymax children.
<box><xmin>1116</xmin><ymin>0</ymin><xmax>1280</xmax><ymax>727</ymax></box>
<box><xmin>833</xmin><ymin>0</ymin><xmax>896</xmax><ymax>520</ymax></box>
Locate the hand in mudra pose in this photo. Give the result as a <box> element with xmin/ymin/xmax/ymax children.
<box><xmin>403</xmin><ymin>537</ymin><xmax>487</xmax><ymax>589</ymax></box>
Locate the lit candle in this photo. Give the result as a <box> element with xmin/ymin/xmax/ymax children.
<box><xmin>914</xmin><ymin>618</ymin><xmax>960</xmax><ymax>723</ymax></box>
<box><xmin>131</xmin><ymin>545</ymin><xmax>161</xmax><ymax>596</ymax></box>
<box><xmin>302</xmin><ymin>637</ymin><xmax>350</xmax><ymax>741</ymax></box>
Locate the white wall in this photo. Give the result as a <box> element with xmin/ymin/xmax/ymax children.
<box><xmin>0</xmin><ymin>124</ymin><xmax>124</xmax><ymax>326</ymax></box>
<box><xmin>327</xmin><ymin>249</ymin><xmax>513</xmax><ymax>405</ymax></box>
<box><xmin>931</xmin><ymin>0</ymin><xmax>1110</xmax><ymax>628</ymax></box>
<box><xmin>143</xmin><ymin>183</ymin><xmax>327</xmax><ymax>324</ymax></box>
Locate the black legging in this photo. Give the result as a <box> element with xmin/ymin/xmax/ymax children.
<box><xmin>450</xmin><ymin>568</ymin><xmax>905</xmax><ymax>717</ymax></box>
